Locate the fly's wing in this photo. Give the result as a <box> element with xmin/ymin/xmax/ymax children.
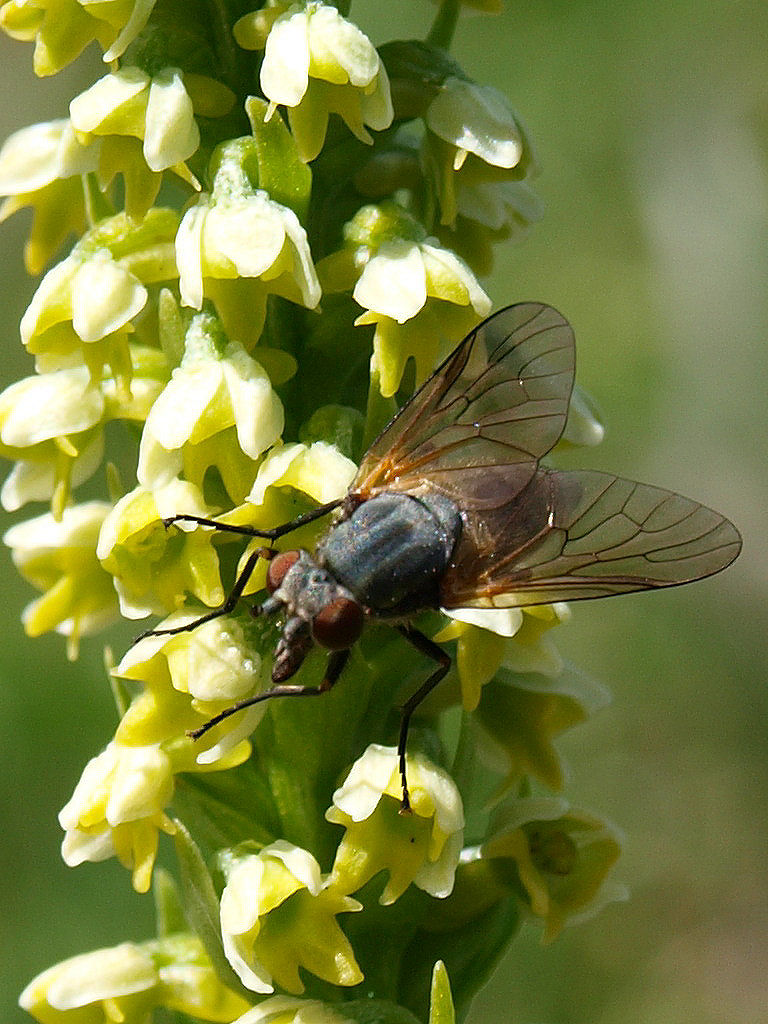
<box><xmin>352</xmin><ymin>303</ymin><xmax>575</xmax><ymax>510</ymax></box>
<box><xmin>440</xmin><ymin>469</ymin><xmax>742</xmax><ymax>608</ymax></box>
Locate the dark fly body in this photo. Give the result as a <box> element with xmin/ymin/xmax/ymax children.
<box><xmin>141</xmin><ymin>303</ymin><xmax>742</xmax><ymax>808</ymax></box>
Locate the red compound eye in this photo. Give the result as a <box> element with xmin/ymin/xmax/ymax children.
<box><xmin>312</xmin><ymin>598</ymin><xmax>365</xmax><ymax>650</ymax></box>
<box><xmin>266</xmin><ymin>550</ymin><xmax>301</xmax><ymax>593</ymax></box>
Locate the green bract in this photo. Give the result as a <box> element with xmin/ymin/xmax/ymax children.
<box><xmin>2</xmin><ymin>2</ymin><xmax>623</xmax><ymax>1022</ymax></box>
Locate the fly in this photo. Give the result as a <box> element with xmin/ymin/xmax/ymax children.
<box><xmin>140</xmin><ymin>303</ymin><xmax>742</xmax><ymax>809</ymax></box>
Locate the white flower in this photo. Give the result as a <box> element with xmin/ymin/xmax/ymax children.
<box><xmin>19</xmin><ymin>942</ymin><xmax>157</xmax><ymax>1020</ymax></box>
<box><xmin>4</xmin><ymin>501</ymin><xmax>119</xmax><ymax>653</ymax></box>
<box><xmin>352</xmin><ymin>229</ymin><xmax>490</xmax><ymax>396</ymax></box>
<box><xmin>96</xmin><ymin>478</ymin><xmax>225</xmax><ymax>619</ymax></box>
<box><xmin>70</xmin><ymin>65</ymin><xmax>198</xmax><ymax>173</ymax></box>
<box><xmin>176</xmin><ymin>189</ymin><xmax>320</xmax><ymax>344</ymax></box>
<box><xmin>233</xmin><ymin>996</ymin><xmax>354</xmax><ymax>1024</ymax></box>
<box><xmin>327</xmin><ymin>744</ymin><xmax>464</xmax><ymax>904</ymax></box>
<box><xmin>138</xmin><ymin>329</ymin><xmax>284</xmax><ymax>502</ymax></box>
<box><xmin>59</xmin><ymin>739</ymin><xmax>175</xmax><ymax>892</ymax></box>
<box><xmin>0</xmin><ymin>117</ymin><xmax>97</xmax><ymax>194</ymax></box>
<box><xmin>247</xmin><ymin>441</ymin><xmax>356</xmax><ymax>507</ymax></box>
<box><xmin>426</xmin><ymin>77</ymin><xmax>525</xmax><ymax>172</ymax></box>
<box><xmin>235</xmin><ymin>0</ymin><xmax>393</xmax><ymax>162</ymax></box>
<box><xmin>220</xmin><ymin>841</ymin><xmax>362</xmax><ymax>994</ymax></box>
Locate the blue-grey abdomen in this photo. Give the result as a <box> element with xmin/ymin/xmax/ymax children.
<box><xmin>319</xmin><ymin>491</ymin><xmax>462</xmax><ymax>616</ymax></box>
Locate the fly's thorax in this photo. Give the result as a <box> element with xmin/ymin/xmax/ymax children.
<box><xmin>318</xmin><ymin>490</ymin><xmax>463</xmax><ymax>616</ymax></box>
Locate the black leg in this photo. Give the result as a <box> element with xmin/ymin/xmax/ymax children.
<box><xmin>134</xmin><ymin>546</ymin><xmax>268</xmax><ymax>642</ymax></box>
<box><xmin>188</xmin><ymin>648</ymin><xmax>350</xmax><ymax>739</ymax></box>
<box><xmin>135</xmin><ymin>498</ymin><xmax>343</xmax><ymax>644</ymax></box>
<box><xmin>396</xmin><ymin>624</ymin><xmax>451</xmax><ymax>813</ymax></box>
<box><xmin>163</xmin><ymin>498</ymin><xmax>342</xmax><ymax>540</ymax></box>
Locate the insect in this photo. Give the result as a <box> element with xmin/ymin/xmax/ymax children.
<box><xmin>145</xmin><ymin>303</ymin><xmax>741</xmax><ymax>809</ymax></box>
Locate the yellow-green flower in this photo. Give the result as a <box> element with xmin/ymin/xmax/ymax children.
<box><xmin>210</xmin><ymin>439</ymin><xmax>357</xmax><ymax>600</ymax></box>
<box><xmin>114</xmin><ymin>610</ymin><xmax>268</xmax><ymax>767</ymax></box>
<box><xmin>473</xmin><ymin>666</ymin><xmax>610</xmax><ymax>794</ymax></box>
<box><xmin>70</xmin><ymin>66</ymin><xmax>197</xmax><ymax>168</ymax></box>
<box><xmin>231</xmin><ymin>996</ymin><xmax>353</xmax><ymax>1024</ymax></box>
<box><xmin>19</xmin><ymin>941</ymin><xmax>158</xmax><ymax>1024</ymax></box>
<box><xmin>327</xmin><ymin>744</ymin><xmax>464</xmax><ymax>905</ymax></box>
<box><xmin>247</xmin><ymin>441</ymin><xmax>356</xmax><ymax>507</ymax></box>
<box><xmin>20</xmin><ymin>207</ymin><xmax>178</xmax><ymax>383</ymax></box>
<box><xmin>220</xmin><ymin>841</ymin><xmax>363</xmax><ymax>994</ymax></box>
<box><xmin>434</xmin><ymin>601</ymin><xmax>572</xmax><ymax>711</ymax></box>
<box><xmin>235</xmin><ymin>0</ymin><xmax>393</xmax><ymax>162</ymax></box>
<box><xmin>69</xmin><ymin>65</ymin><xmax>231</xmax><ymax>216</ymax></box>
<box><xmin>0</xmin><ymin>118</ymin><xmax>97</xmax><ymax>273</ymax></box>
<box><xmin>0</xmin><ymin>367</ymin><xmax>105</xmax><ymax>515</ymax></box>
<box><xmin>503</xmin><ymin>603</ymin><xmax>571</xmax><ymax>677</ymax></box>
<box><xmin>138</xmin><ymin>325</ymin><xmax>284</xmax><ymax>505</ymax></box>
<box><xmin>437</xmin><ymin>179</ymin><xmax>542</xmax><ymax>277</ymax></box>
<box><xmin>58</xmin><ymin>739</ymin><xmax>176</xmax><ymax>893</ymax></box>
<box><xmin>4</xmin><ymin>501</ymin><xmax>119</xmax><ymax>657</ymax></box>
<box><xmin>19</xmin><ymin>933</ymin><xmax>250</xmax><ymax>1024</ymax></box>
<box><xmin>482</xmin><ymin>798</ymin><xmax>626</xmax><ymax>942</ymax></box>
<box><xmin>424</xmin><ymin>76</ymin><xmax>534</xmax><ymax>228</ymax></box>
<box><xmin>21</xmin><ymin>247</ymin><xmax>147</xmax><ymax>370</ymax></box>
<box><xmin>320</xmin><ymin>203</ymin><xmax>490</xmax><ymax>396</ymax></box>
<box><xmin>96</xmin><ymin>478</ymin><xmax>224</xmax><ymax>619</ymax></box>
<box><xmin>0</xmin><ymin>358</ymin><xmax>165</xmax><ymax>516</ymax></box>
<box><xmin>0</xmin><ymin>0</ymin><xmax>156</xmax><ymax>76</ymax></box>
<box><xmin>433</xmin><ymin>606</ymin><xmax>526</xmax><ymax>711</ymax></box>
<box><xmin>82</xmin><ymin>0</ymin><xmax>158</xmax><ymax>61</ymax></box>
<box><xmin>176</xmin><ymin>186</ymin><xmax>321</xmax><ymax>348</ymax></box>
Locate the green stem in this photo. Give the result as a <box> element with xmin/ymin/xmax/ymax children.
<box><xmin>363</xmin><ymin>368</ymin><xmax>397</xmax><ymax>452</ymax></box>
<box><xmin>205</xmin><ymin>0</ymin><xmax>244</xmax><ymax>94</ymax></box>
<box><xmin>426</xmin><ymin>0</ymin><xmax>461</xmax><ymax>51</ymax></box>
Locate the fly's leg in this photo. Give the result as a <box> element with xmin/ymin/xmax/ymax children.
<box><xmin>396</xmin><ymin>624</ymin><xmax>451</xmax><ymax>814</ymax></box>
<box><xmin>134</xmin><ymin>547</ymin><xmax>272</xmax><ymax>642</ymax></box>
<box><xmin>162</xmin><ymin>498</ymin><xmax>342</xmax><ymax>540</ymax></box>
<box><xmin>188</xmin><ymin>648</ymin><xmax>350</xmax><ymax>739</ymax></box>
<box><xmin>135</xmin><ymin>499</ymin><xmax>343</xmax><ymax>642</ymax></box>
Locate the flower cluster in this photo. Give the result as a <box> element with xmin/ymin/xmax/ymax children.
<box><xmin>2</xmin><ymin>2</ymin><xmax>623</xmax><ymax>1023</ymax></box>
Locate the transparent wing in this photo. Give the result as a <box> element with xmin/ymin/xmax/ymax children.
<box><xmin>440</xmin><ymin>469</ymin><xmax>742</xmax><ymax>608</ymax></box>
<box><xmin>352</xmin><ymin>303</ymin><xmax>576</xmax><ymax>510</ymax></box>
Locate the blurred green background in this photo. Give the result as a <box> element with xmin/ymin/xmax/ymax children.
<box><xmin>1</xmin><ymin>2</ymin><xmax>766</xmax><ymax>1022</ymax></box>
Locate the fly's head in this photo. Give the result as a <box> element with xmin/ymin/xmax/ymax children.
<box><xmin>258</xmin><ymin>549</ymin><xmax>365</xmax><ymax>683</ymax></box>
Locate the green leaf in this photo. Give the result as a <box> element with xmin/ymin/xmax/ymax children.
<box><xmin>377</xmin><ymin>40</ymin><xmax>467</xmax><ymax>120</ymax></box>
<box><xmin>378</xmin><ymin>40</ymin><xmax>465</xmax><ymax>90</ymax></box>
<box><xmin>245</xmin><ymin>96</ymin><xmax>312</xmax><ymax>223</ymax></box>
<box><xmin>340</xmin><ymin>999</ymin><xmax>423</xmax><ymax>1024</ymax></box>
<box><xmin>172</xmin><ymin>819</ymin><xmax>252</xmax><ymax>1000</ymax></box>
<box><xmin>299</xmin><ymin>404</ymin><xmax>365</xmax><ymax>461</ymax></box>
<box><xmin>173</xmin><ymin>764</ymin><xmax>279</xmax><ymax>853</ymax></box>
<box><xmin>152</xmin><ymin>867</ymin><xmax>188</xmax><ymax>937</ymax></box>
<box><xmin>399</xmin><ymin>895</ymin><xmax>521</xmax><ymax>1020</ymax></box>
<box><xmin>429</xmin><ymin>962</ymin><xmax>455</xmax><ymax>1024</ymax></box>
